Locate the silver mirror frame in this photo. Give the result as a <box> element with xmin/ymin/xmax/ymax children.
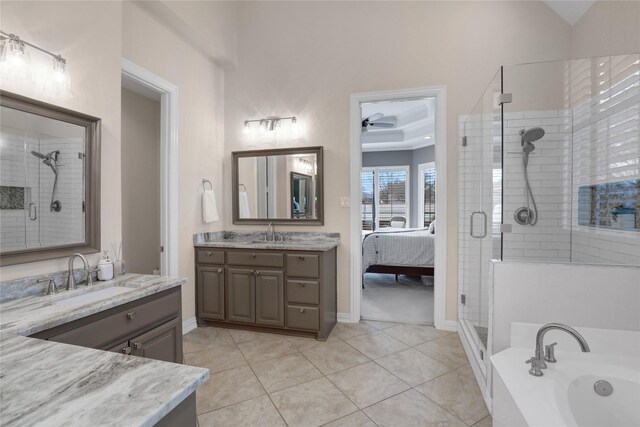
<box><xmin>232</xmin><ymin>146</ymin><xmax>324</xmax><ymax>225</ymax></box>
<box><xmin>0</xmin><ymin>90</ymin><xmax>101</xmax><ymax>266</ymax></box>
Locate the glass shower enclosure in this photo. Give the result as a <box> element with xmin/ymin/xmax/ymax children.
<box><xmin>458</xmin><ymin>54</ymin><xmax>640</xmax><ymax>383</ymax></box>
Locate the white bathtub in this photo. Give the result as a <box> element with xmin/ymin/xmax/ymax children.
<box><xmin>492</xmin><ymin>347</ymin><xmax>640</xmax><ymax>427</ymax></box>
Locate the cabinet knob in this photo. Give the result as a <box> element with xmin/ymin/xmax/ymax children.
<box><xmin>121</xmin><ymin>346</ymin><xmax>131</xmax><ymax>355</ymax></box>
<box><xmin>127</xmin><ymin>312</ymin><xmax>136</xmax><ymax>320</ymax></box>
<box><xmin>217</xmin><ymin>268</ymin><xmax>223</xmax><ymax>274</ymax></box>
<box><xmin>133</xmin><ymin>341</ymin><xmax>143</xmax><ymax>350</ymax></box>
<box><xmin>299</xmin><ymin>307</ymin><xmax>305</xmax><ymax>313</ymax></box>
<box><xmin>255</xmin><ymin>271</ymin><xmax>260</xmax><ymax>276</ymax></box>
<box><xmin>299</xmin><ymin>282</ymin><xmax>305</xmax><ymax>287</ymax></box>
<box><xmin>207</xmin><ymin>251</ymin><xmax>213</xmax><ymax>256</ymax></box>
<box><xmin>251</xmin><ymin>253</ymin><xmax>257</xmax><ymax>258</ymax></box>
<box><xmin>298</xmin><ymin>255</ymin><xmax>305</xmax><ymax>260</ymax></box>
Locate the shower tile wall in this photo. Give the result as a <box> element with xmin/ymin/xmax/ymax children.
<box><xmin>569</xmin><ymin>55</ymin><xmax>640</xmax><ymax>266</ymax></box>
<box><xmin>502</xmin><ymin>110</ymin><xmax>573</xmax><ymax>263</ymax></box>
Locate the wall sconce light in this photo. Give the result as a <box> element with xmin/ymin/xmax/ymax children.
<box><xmin>243</xmin><ymin>115</ymin><xmax>297</xmax><ymax>132</ymax></box>
<box><xmin>0</xmin><ymin>30</ymin><xmax>72</xmax><ymax>98</ymax></box>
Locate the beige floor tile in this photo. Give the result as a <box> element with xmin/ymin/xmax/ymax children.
<box><xmin>414</xmin><ymin>333</ymin><xmax>469</xmax><ymax>369</ymax></box>
<box><xmin>183</xmin><ymin>339</ymin><xmax>211</xmax><ymax>355</ymax></box>
<box><xmin>270</xmin><ymin>377</ymin><xmax>358</xmax><ymax>427</ymax></box>
<box><xmin>382</xmin><ymin>324</ymin><xmax>443</xmax><ymax>346</ymax></box>
<box><xmin>196</xmin><ymin>365</ymin><xmax>265</xmax><ymax>414</ymax></box>
<box><xmin>198</xmin><ymin>395</ymin><xmax>285</xmax><ymax>427</ymax></box>
<box><xmin>184</xmin><ymin>327</ymin><xmax>236</xmax><ymax>348</ymax></box>
<box><xmin>415</xmin><ymin>365</ymin><xmax>489</xmax><ymax>425</ymax></box>
<box><xmin>363</xmin><ymin>389</ymin><xmax>466</xmax><ymax>427</ymax></box>
<box><xmin>323</xmin><ymin>411</ymin><xmax>377</xmax><ymax>427</ymax></box>
<box><xmin>327</xmin><ymin>361</ymin><xmax>409</xmax><ymax>409</ymax></box>
<box><xmin>237</xmin><ymin>335</ymin><xmax>297</xmax><ymax>363</ymax></box>
<box><xmin>286</xmin><ymin>332</ymin><xmax>342</xmax><ymax>352</ymax></box>
<box><xmin>375</xmin><ymin>348</ymin><xmax>451</xmax><ymax>386</ymax></box>
<box><xmin>332</xmin><ymin>322</ymin><xmax>378</xmax><ymax>340</ymax></box>
<box><xmin>302</xmin><ymin>341</ymin><xmax>370</xmax><ymax>375</ymax></box>
<box><xmin>185</xmin><ymin>344</ymin><xmax>248</xmax><ymax>374</ymax></box>
<box><xmin>251</xmin><ymin>353</ymin><xmax>323</xmax><ymax>392</ymax></box>
<box><xmin>472</xmin><ymin>415</ymin><xmax>493</xmax><ymax>427</ymax></box>
<box><xmin>229</xmin><ymin>329</ymin><xmax>274</xmax><ymax>344</ymax></box>
<box><xmin>363</xmin><ymin>320</ymin><xmax>398</xmax><ymax>330</ymax></box>
<box><xmin>346</xmin><ymin>331</ymin><xmax>408</xmax><ymax>359</ymax></box>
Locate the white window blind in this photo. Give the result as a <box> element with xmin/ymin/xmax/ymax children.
<box><xmin>361</xmin><ymin>166</ymin><xmax>409</xmax><ymax>230</ymax></box>
<box><xmin>422</xmin><ymin>167</ymin><xmax>436</xmax><ymax>227</ymax></box>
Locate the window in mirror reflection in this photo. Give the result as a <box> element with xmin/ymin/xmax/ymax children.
<box><xmin>0</xmin><ymin>105</ymin><xmax>86</xmax><ymax>252</ymax></box>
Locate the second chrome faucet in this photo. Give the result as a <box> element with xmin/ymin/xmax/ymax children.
<box><xmin>526</xmin><ymin>323</ymin><xmax>590</xmax><ymax>376</ymax></box>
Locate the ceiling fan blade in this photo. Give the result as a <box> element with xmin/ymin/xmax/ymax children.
<box><xmin>365</xmin><ymin>112</ymin><xmax>384</xmax><ymax>122</ymax></box>
<box><xmin>30</xmin><ymin>151</ymin><xmax>46</xmax><ymax>159</ymax></box>
<box><xmin>369</xmin><ymin>122</ymin><xmax>395</xmax><ymax>128</ymax></box>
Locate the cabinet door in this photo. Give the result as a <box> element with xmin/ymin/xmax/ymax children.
<box><xmin>197</xmin><ymin>266</ymin><xmax>225</xmax><ymax>320</ymax></box>
<box><xmin>130</xmin><ymin>317</ymin><xmax>182</xmax><ymax>363</ymax></box>
<box><xmin>255</xmin><ymin>270</ymin><xmax>284</xmax><ymax>327</ymax></box>
<box><xmin>227</xmin><ymin>268</ymin><xmax>255</xmax><ymax>324</ymax></box>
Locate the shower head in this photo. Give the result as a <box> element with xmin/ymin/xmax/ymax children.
<box><xmin>521</xmin><ymin>127</ymin><xmax>545</xmax><ymax>144</ymax></box>
<box><xmin>523</xmin><ymin>141</ymin><xmax>536</xmax><ymax>154</ymax></box>
<box><xmin>30</xmin><ymin>150</ymin><xmax>59</xmax><ymax>174</ymax></box>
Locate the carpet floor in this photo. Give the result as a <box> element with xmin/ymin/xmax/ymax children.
<box><xmin>361</xmin><ymin>273</ymin><xmax>434</xmax><ymax>325</ymax></box>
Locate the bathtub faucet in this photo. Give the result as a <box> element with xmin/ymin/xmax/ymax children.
<box><xmin>525</xmin><ymin>323</ymin><xmax>590</xmax><ymax>376</ymax></box>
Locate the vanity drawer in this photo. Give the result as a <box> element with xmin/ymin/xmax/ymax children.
<box><xmin>286</xmin><ymin>280</ymin><xmax>319</xmax><ymax>305</ymax></box>
<box><xmin>286</xmin><ymin>254</ymin><xmax>319</xmax><ymax>278</ymax></box>
<box><xmin>227</xmin><ymin>251</ymin><xmax>284</xmax><ymax>268</ymax></box>
<box><xmin>196</xmin><ymin>249</ymin><xmax>225</xmax><ymax>265</ymax></box>
<box><xmin>49</xmin><ymin>290</ymin><xmax>181</xmax><ymax>349</ymax></box>
<box><xmin>287</xmin><ymin>305</ymin><xmax>319</xmax><ymax>331</ymax></box>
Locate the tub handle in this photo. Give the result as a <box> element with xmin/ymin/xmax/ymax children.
<box><xmin>544</xmin><ymin>342</ymin><xmax>557</xmax><ymax>363</ymax></box>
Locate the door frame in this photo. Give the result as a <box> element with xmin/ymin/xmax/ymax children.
<box><xmin>349</xmin><ymin>86</ymin><xmax>448</xmax><ymax>330</ymax></box>
<box><xmin>417</xmin><ymin>161</ymin><xmax>436</xmax><ymax>228</ymax></box>
<box><xmin>121</xmin><ymin>58</ymin><xmax>179</xmax><ymax>277</ymax></box>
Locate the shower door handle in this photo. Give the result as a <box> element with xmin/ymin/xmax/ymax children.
<box><xmin>28</xmin><ymin>203</ymin><xmax>37</xmax><ymax>221</ymax></box>
<box><xmin>470</xmin><ymin>211</ymin><xmax>487</xmax><ymax>238</ymax></box>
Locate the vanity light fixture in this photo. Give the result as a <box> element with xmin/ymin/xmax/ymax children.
<box><xmin>0</xmin><ymin>30</ymin><xmax>72</xmax><ymax>98</ymax></box>
<box><xmin>243</xmin><ymin>115</ymin><xmax>297</xmax><ymax>132</ymax></box>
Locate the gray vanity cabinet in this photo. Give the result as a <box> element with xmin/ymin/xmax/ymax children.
<box><xmin>130</xmin><ymin>317</ymin><xmax>182</xmax><ymax>363</ymax></box>
<box><xmin>197</xmin><ymin>266</ymin><xmax>225</xmax><ymax>320</ymax></box>
<box><xmin>227</xmin><ymin>268</ymin><xmax>256</xmax><ymax>323</ymax></box>
<box><xmin>195</xmin><ymin>246</ymin><xmax>337</xmax><ymax>340</ymax></box>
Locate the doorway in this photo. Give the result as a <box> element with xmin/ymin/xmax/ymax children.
<box><xmin>349</xmin><ymin>86</ymin><xmax>448</xmax><ymax>330</ymax></box>
<box><xmin>121</xmin><ymin>59</ymin><xmax>178</xmax><ymax>277</ymax></box>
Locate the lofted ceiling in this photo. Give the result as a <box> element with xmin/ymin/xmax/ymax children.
<box><xmin>361</xmin><ymin>98</ymin><xmax>435</xmax><ymax>152</ymax></box>
<box><xmin>543</xmin><ymin>0</ymin><xmax>594</xmax><ymax>26</ymax></box>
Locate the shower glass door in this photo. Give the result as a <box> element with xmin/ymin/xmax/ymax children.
<box><xmin>458</xmin><ymin>68</ymin><xmax>503</xmax><ymax>377</ymax></box>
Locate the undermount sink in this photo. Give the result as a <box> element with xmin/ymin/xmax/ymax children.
<box><xmin>53</xmin><ymin>285</ymin><xmax>136</xmax><ymax>307</ymax></box>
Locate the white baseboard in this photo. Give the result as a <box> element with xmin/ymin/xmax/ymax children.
<box><xmin>442</xmin><ymin>320</ymin><xmax>458</xmax><ymax>332</ymax></box>
<box><xmin>337</xmin><ymin>312</ymin><xmax>354</xmax><ymax>323</ymax></box>
<box><xmin>182</xmin><ymin>317</ymin><xmax>197</xmax><ymax>334</ymax></box>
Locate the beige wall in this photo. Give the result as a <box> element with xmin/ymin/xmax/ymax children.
<box><xmin>0</xmin><ymin>1</ymin><xmax>124</xmax><ymax>279</ymax></box>
<box><xmin>223</xmin><ymin>1</ymin><xmax>573</xmax><ymax>320</ymax></box>
<box><xmin>571</xmin><ymin>1</ymin><xmax>640</xmax><ymax>59</ymax></box>
<box><xmin>121</xmin><ymin>88</ymin><xmax>161</xmax><ymax>274</ymax></box>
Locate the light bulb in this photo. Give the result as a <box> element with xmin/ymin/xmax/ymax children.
<box><xmin>8</xmin><ymin>39</ymin><xmax>25</xmax><ymax>66</ymax></box>
<box><xmin>243</xmin><ymin>121</ymin><xmax>250</xmax><ymax>134</ymax></box>
<box><xmin>53</xmin><ymin>57</ymin><xmax>66</xmax><ymax>83</ymax></box>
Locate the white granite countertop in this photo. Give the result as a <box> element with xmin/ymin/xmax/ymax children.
<box><xmin>194</xmin><ymin>231</ymin><xmax>340</xmax><ymax>252</ymax></box>
<box><xmin>0</xmin><ymin>274</ymin><xmax>209</xmax><ymax>427</ymax></box>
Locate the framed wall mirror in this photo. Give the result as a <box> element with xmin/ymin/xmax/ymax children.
<box><xmin>233</xmin><ymin>146</ymin><xmax>323</xmax><ymax>225</ymax></box>
<box><xmin>0</xmin><ymin>91</ymin><xmax>101</xmax><ymax>266</ymax></box>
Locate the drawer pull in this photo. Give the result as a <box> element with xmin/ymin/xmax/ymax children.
<box><xmin>299</xmin><ymin>282</ymin><xmax>305</xmax><ymax>287</ymax></box>
<box><xmin>127</xmin><ymin>312</ymin><xmax>136</xmax><ymax>320</ymax></box>
<box><xmin>121</xmin><ymin>346</ymin><xmax>131</xmax><ymax>355</ymax></box>
<box><xmin>207</xmin><ymin>251</ymin><xmax>213</xmax><ymax>256</ymax></box>
<box><xmin>133</xmin><ymin>341</ymin><xmax>143</xmax><ymax>350</ymax></box>
<box><xmin>299</xmin><ymin>307</ymin><xmax>305</xmax><ymax>313</ymax></box>
<box><xmin>251</xmin><ymin>253</ymin><xmax>257</xmax><ymax>258</ymax></box>
<box><xmin>298</xmin><ymin>256</ymin><xmax>305</xmax><ymax>260</ymax></box>
<box><xmin>255</xmin><ymin>271</ymin><xmax>260</xmax><ymax>276</ymax></box>
<box><xmin>217</xmin><ymin>268</ymin><xmax>223</xmax><ymax>274</ymax></box>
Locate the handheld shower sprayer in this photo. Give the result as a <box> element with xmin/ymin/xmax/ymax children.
<box><xmin>30</xmin><ymin>149</ymin><xmax>62</xmax><ymax>212</ymax></box>
<box><xmin>514</xmin><ymin>127</ymin><xmax>545</xmax><ymax>226</ymax></box>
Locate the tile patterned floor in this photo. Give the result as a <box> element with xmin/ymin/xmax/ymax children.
<box><xmin>184</xmin><ymin>321</ymin><xmax>492</xmax><ymax>427</ymax></box>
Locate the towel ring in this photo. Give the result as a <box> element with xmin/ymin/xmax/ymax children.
<box><xmin>239</xmin><ymin>183</ymin><xmax>247</xmax><ymax>191</ymax></box>
<box><xmin>202</xmin><ymin>179</ymin><xmax>213</xmax><ymax>191</ymax></box>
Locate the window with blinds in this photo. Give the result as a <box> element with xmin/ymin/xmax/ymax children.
<box><xmin>422</xmin><ymin>167</ymin><xmax>436</xmax><ymax>227</ymax></box>
<box><xmin>361</xmin><ymin>166</ymin><xmax>409</xmax><ymax>230</ymax></box>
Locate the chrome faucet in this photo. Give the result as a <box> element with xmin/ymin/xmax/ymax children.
<box><xmin>526</xmin><ymin>323</ymin><xmax>590</xmax><ymax>376</ymax></box>
<box><xmin>66</xmin><ymin>253</ymin><xmax>93</xmax><ymax>290</ymax></box>
<box><xmin>267</xmin><ymin>222</ymin><xmax>275</xmax><ymax>241</ymax></box>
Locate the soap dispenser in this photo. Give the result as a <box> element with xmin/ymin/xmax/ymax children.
<box><xmin>98</xmin><ymin>250</ymin><xmax>114</xmax><ymax>281</ymax></box>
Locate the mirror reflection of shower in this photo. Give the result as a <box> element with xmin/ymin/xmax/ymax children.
<box><xmin>30</xmin><ymin>149</ymin><xmax>63</xmax><ymax>212</ymax></box>
<box><xmin>514</xmin><ymin>127</ymin><xmax>544</xmax><ymax>226</ymax></box>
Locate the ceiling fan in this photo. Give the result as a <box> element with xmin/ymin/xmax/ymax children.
<box><xmin>362</xmin><ymin>113</ymin><xmax>396</xmax><ymax>131</ymax></box>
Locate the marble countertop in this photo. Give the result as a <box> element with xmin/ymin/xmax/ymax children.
<box><xmin>0</xmin><ymin>274</ymin><xmax>209</xmax><ymax>427</ymax></box>
<box><xmin>194</xmin><ymin>231</ymin><xmax>340</xmax><ymax>251</ymax></box>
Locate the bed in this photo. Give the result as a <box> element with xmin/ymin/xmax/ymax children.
<box><xmin>362</xmin><ymin>227</ymin><xmax>435</xmax><ymax>282</ymax></box>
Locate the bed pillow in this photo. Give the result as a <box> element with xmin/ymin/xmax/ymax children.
<box><xmin>428</xmin><ymin>220</ymin><xmax>436</xmax><ymax>234</ymax></box>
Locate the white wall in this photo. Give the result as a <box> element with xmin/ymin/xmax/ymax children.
<box><xmin>224</xmin><ymin>0</ymin><xmax>573</xmax><ymax>318</ymax></box>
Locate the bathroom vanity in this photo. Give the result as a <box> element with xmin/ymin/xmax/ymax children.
<box><xmin>0</xmin><ymin>274</ymin><xmax>208</xmax><ymax>427</ymax></box>
<box><xmin>194</xmin><ymin>232</ymin><xmax>339</xmax><ymax>340</ymax></box>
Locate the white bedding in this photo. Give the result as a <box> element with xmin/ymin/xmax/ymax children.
<box><xmin>362</xmin><ymin>227</ymin><xmax>435</xmax><ymax>274</ymax></box>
